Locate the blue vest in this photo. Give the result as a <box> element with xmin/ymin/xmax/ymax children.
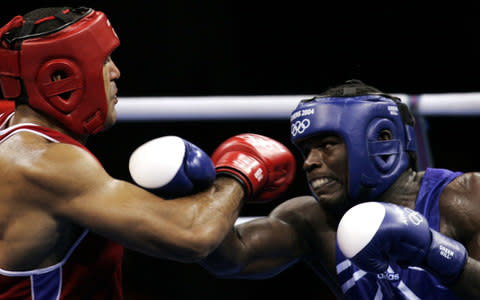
<box><xmin>336</xmin><ymin>168</ymin><xmax>463</xmax><ymax>299</ymax></box>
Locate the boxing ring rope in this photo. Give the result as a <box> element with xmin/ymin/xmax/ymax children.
<box><xmin>116</xmin><ymin>92</ymin><xmax>480</xmax><ymax>121</ymax></box>
<box><xmin>115</xmin><ymin>93</ymin><xmax>480</xmax><ymax>225</ymax></box>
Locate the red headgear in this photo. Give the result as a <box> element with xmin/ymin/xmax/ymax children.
<box><xmin>0</xmin><ymin>7</ymin><xmax>120</xmax><ymax>135</ymax></box>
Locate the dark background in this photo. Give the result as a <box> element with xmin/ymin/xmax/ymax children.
<box><xmin>4</xmin><ymin>1</ymin><xmax>480</xmax><ymax>96</ymax></box>
<box><xmin>3</xmin><ymin>1</ymin><xmax>480</xmax><ymax>299</ymax></box>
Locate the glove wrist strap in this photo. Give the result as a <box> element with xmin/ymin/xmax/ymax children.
<box><xmin>216</xmin><ymin>168</ymin><xmax>252</xmax><ymax>200</ymax></box>
<box><xmin>425</xmin><ymin>229</ymin><xmax>467</xmax><ymax>284</ymax></box>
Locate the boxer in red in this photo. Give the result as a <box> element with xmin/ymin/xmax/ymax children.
<box><xmin>0</xmin><ymin>7</ymin><xmax>296</xmax><ymax>299</ymax></box>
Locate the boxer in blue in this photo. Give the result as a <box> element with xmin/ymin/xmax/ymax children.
<box><xmin>201</xmin><ymin>79</ymin><xmax>480</xmax><ymax>299</ymax></box>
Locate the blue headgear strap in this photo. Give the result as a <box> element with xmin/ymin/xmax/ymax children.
<box><xmin>290</xmin><ymin>93</ymin><xmax>416</xmax><ymax>202</ymax></box>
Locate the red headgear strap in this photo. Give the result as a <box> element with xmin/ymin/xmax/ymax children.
<box><xmin>0</xmin><ymin>8</ymin><xmax>120</xmax><ymax>135</ymax></box>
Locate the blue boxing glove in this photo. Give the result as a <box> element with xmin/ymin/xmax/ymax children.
<box><xmin>129</xmin><ymin>136</ymin><xmax>215</xmax><ymax>198</ymax></box>
<box><xmin>337</xmin><ymin>202</ymin><xmax>467</xmax><ymax>284</ymax></box>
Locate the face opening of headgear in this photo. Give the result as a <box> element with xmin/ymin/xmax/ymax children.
<box><xmin>0</xmin><ymin>6</ymin><xmax>120</xmax><ymax>135</ymax></box>
<box><xmin>290</xmin><ymin>80</ymin><xmax>417</xmax><ymax>203</ymax></box>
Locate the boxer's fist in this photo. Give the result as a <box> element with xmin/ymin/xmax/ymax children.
<box><xmin>337</xmin><ymin>202</ymin><xmax>467</xmax><ymax>284</ymax></box>
<box><xmin>211</xmin><ymin>133</ymin><xmax>296</xmax><ymax>202</ymax></box>
<box><xmin>129</xmin><ymin>136</ymin><xmax>215</xmax><ymax>198</ymax></box>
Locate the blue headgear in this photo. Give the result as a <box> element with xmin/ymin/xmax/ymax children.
<box><xmin>290</xmin><ymin>93</ymin><xmax>416</xmax><ymax>202</ymax></box>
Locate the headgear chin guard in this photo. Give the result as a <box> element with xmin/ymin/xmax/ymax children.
<box><xmin>290</xmin><ymin>93</ymin><xmax>416</xmax><ymax>202</ymax></box>
<box><xmin>0</xmin><ymin>7</ymin><xmax>120</xmax><ymax>135</ymax></box>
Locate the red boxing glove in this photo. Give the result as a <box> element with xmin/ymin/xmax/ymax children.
<box><xmin>211</xmin><ymin>133</ymin><xmax>296</xmax><ymax>202</ymax></box>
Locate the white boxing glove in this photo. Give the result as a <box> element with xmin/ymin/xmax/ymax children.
<box><xmin>129</xmin><ymin>136</ymin><xmax>215</xmax><ymax>198</ymax></box>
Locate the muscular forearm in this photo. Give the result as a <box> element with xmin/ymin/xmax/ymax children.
<box><xmin>80</xmin><ymin>176</ymin><xmax>244</xmax><ymax>263</ymax></box>
<box><xmin>189</xmin><ymin>177</ymin><xmax>245</xmax><ymax>257</ymax></box>
<box><xmin>201</xmin><ymin>216</ymin><xmax>305</xmax><ymax>279</ymax></box>
<box><xmin>154</xmin><ymin>177</ymin><xmax>245</xmax><ymax>262</ymax></box>
<box><xmin>200</xmin><ymin>229</ymin><xmax>247</xmax><ymax>276</ymax></box>
<box><xmin>451</xmin><ymin>257</ymin><xmax>480</xmax><ymax>299</ymax></box>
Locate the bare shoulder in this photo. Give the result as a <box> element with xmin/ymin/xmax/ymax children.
<box><xmin>270</xmin><ymin>195</ymin><xmax>330</xmax><ymax>232</ymax></box>
<box><xmin>269</xmin><ymin>195</ymin><xmax>337</xmax><ymax>270</ymax></box>
<box><xmin>440</xmin><ymin>172</ymin><xmax>480</xmax><ymax>240</ymax></box>
<box><xmin>442</xmin><ymin>172</ymin><xmax>480</xmax><ymax>207</ymax></box>
<box><xmin>33</xmin><ymin>142</ymin><xmax>107</xmax><ymax>184</ymax></box>
<box><xmin>0</xmin><ymin>132</ymin><xmax>111</xmax><ymax>208</ymax></box>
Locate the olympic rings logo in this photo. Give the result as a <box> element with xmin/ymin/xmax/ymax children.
<box><xmin>291</xmin><ymin>119</ymin><xmax>311</xmax><ymax>136</ymax></box>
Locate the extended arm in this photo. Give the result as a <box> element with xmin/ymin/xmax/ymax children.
<box><xmin>36</xmin><ymin>142</ymin><xmax>245</xmax><ymax>262</ymax></box>
<box><xmin>201</xmin><ymin>196</ymin><xmax>314</xmax><ymax>279</ymax></box>
<box><xmin>28</xmin><ymin>133</ymin><xmax>295</xmax><ymax>264</ymax></box>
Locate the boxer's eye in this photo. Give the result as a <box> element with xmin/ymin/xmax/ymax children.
<box><xmin>378</xmin><ymin>129</ymin><xmax>392</xmax><ymax>141</ymax></box>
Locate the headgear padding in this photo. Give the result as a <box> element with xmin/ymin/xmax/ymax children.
<box><xmin>0</xmin><ymin>7</ymin><xmax>120</xmax><ymax>135</ymax></box>
<box><xmin>290</xmin><ymin>93</ymin><xmax>416</xmax><ymax>202</ymax></box>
